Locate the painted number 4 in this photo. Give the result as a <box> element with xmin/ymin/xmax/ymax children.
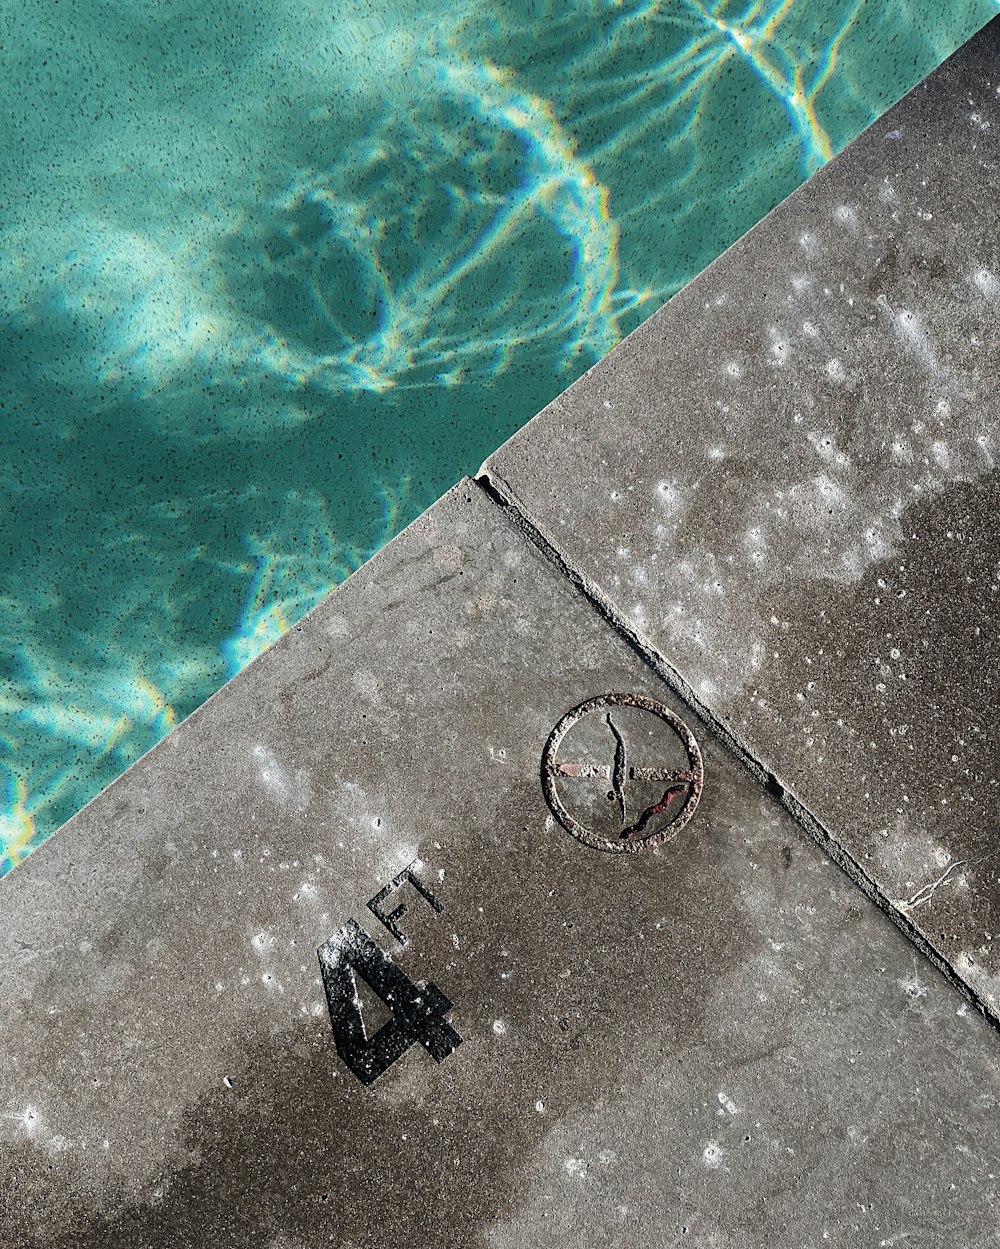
<box><xmin>318</xmin><ymin>919</ymin><xmax>462</xmax><ymax>1086</ymax></box>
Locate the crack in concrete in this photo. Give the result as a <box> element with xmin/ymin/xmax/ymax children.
<box><xmin>900</xmin><ymin>860</ymin><xmax>968</xmax><ymax>912</ymax></box>
<box><xmin>473</xmin><ymin>467</ymin><xmax>999</xmax><ymax>1033</ymax></box>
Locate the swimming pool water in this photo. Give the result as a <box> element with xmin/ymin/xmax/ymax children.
<box><xmin>2</xmin><ymin>0</ymin><xmax>997</xmax><ymax>872</ymax></box>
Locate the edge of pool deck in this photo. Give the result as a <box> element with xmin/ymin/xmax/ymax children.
<box><xmin>2</xmin><ymin>16</ymin><xmax>1000</xmax><ymax>1248</ymax></box>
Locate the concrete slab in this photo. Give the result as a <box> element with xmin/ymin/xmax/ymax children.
<box><xmin>483</xmin><ymin>20</ymin><xmax>1000</xmax><ymax>1014</ymax></box>
<box><xmin>3</xmin><ymin>484</ymin><xmax>1000</xmax><ymax>1247</ymax></box>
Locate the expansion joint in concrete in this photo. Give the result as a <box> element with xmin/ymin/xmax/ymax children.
<box><xmin>473</xmin><ymin>467</ymin><xmax>999</xmax><ymax>1035</ymax></box>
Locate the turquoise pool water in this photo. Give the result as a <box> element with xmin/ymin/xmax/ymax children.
<box><xmin>2</xmin><ymin>0</ymin><xmax>997</xmax><ymax>872</ymax></box>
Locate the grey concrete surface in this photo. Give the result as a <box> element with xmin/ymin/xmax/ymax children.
<box><xmin>483</xmin><ymin>19</ymin><xmax>1000</xmax><ymax>1013</ymax></box>
<box><xmin>3</xmin><ymin>485</ymin><xmax>1000</xmax><ymax>1247</ymax></box>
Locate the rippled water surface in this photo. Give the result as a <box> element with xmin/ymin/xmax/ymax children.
<box><xmin>2</xmin><ymin>0</ymin><xmax>997</xmax><ymax>870</ymax></box>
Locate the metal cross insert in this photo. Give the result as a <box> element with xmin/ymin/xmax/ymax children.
<box><xmin>542</xmin><ymin>693</ymin><xmax>704</xmax><ymax>854</ymax></box>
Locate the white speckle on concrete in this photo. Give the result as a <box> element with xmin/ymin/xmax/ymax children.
<box><xmin>900</xmin><ymin>971</ymin><xmax>929</xmax><ymax>1000</ymax></box>
<box><xmin>656</xmin><ymin>480</ymin><xmax>682</xmax><ymax>512</ymax></box>
<box><xmin>833</xmin><ymin>204</ymin><xmax>859</xmax><ymax>231</ymax></box>
<box><xmin>717</xmin><ymin>1091</ymin><xmax>740</xmax><ymax>1116</ymax></box>
<box><xmin>971</xmin><ymin>265</ymin><xmax>1000</xmax><ymax>298</ymax></box>
<box><xmin>252</xmin><ymin>744</ymin><xmax>290</xmax><ymax>798</ymax></box>
<box><xmin>251</xmin><ymin>744</ymin><xmax>311</xmax><ymax>813</ymax></box>
<box><xmin>876</xmin><ymin>297</ymin><xmax>943</xmax><ymax>375</ymax></box>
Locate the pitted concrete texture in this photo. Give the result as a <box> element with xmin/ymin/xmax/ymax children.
<box><xmin>2</xmin><ymin>484</ymin><xmax>1000</xmax><ymax>1248</ymax></box>
<box><xmin>483</xmin><ymin>19</ymin><xmax>1000</xmax><ymax>1014</ymax></box>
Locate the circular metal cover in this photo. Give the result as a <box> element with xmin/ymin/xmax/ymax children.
<box><xmin>542</xmin><ymin>693</ymin><xmax>704</xmax><ymax>853</ymax></box>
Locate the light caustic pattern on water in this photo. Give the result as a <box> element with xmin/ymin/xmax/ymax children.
<box><xmin>1</xmin><ymin>0</ymin><xmax>997</xmax><ymax>868</ymax></box>
<box><xmin>251</xmin><ymin>60</ymin><xmax>646</xmax><ymax>396</ymax></box>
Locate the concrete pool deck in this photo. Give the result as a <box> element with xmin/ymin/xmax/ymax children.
<box><xmin>2</xmin><ymin>17</ymin><xmax>999</xmax><ymax>1247</ymax></box>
